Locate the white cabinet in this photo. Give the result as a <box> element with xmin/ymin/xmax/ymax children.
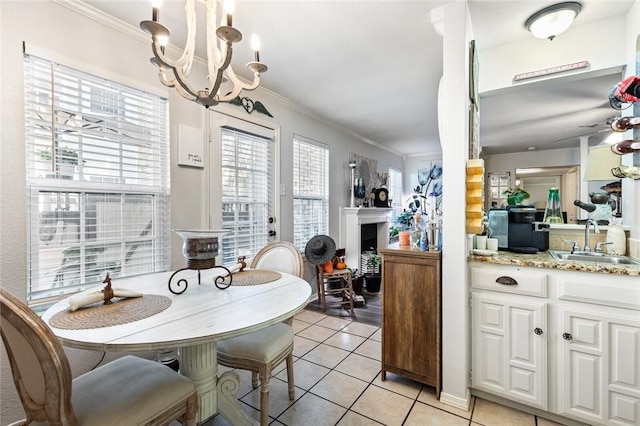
<box><xmin>471</xmin><ymin>263</ymin><xmax>640</xmax><ymax>426</ymax></box>
<box><xmin>472</xmin><ymin>293</ymin><xmax>547</xmax><ymax>409</ymax></box>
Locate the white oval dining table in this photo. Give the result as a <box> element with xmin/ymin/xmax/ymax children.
<box><xmin>42</xmin><ymin>268</ymin><xmax>312</xmax><ymax>425</ymax></box>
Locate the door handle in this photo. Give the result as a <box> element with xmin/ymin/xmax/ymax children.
<box><xmin>268</xmin><ymin>230</ymin><xmax>276</xmax><ymax>237</ymax></box>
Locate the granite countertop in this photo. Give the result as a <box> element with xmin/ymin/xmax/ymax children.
<box><xmin>468</xmin><ymin>250</ymin><xmax>640</xmax><ymax>276</ymax></box>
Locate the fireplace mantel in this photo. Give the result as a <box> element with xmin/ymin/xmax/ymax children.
<box><xmin>340</xmin><ymin>207</ymin><xmax>392</xmax><ymax>273</ymax></box>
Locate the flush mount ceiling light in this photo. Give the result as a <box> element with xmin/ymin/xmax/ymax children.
<box><xmin>140</xmin><ymin>0</ymin><xmax>267</xmax><ymax>108</ymax></box>
<box><xmin>525</xmin><ymin>2</ymin><xmax>582</xmax><ymax>41</ymax></box>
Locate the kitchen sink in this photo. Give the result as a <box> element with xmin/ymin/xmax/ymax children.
<box><xmin>549</xmin><ymin>250</ymin><xmax>640</xmax><ymax>266</ymax></box>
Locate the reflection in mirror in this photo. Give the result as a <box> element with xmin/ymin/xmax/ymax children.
<box><xmin>515</xmin><ymin>166</ymin><xmax>579</xmax><ymax>224</ymax></box>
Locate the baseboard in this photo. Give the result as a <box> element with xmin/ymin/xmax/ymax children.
<box><xmin>439</xmin><ymin>388</ymin><xmax>472</xmax><ymax>412</ymax></box>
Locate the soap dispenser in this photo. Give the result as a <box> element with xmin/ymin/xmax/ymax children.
<box><xmin>606</xmin><ymin>224</ymin><xmax>626</xmax><ymax>255</ymax></box>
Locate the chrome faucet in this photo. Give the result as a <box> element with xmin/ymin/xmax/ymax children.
<box><xmin>584</xmin><ymin>219</ymin><xmax>600</xmax><ymax>252</ymax></box>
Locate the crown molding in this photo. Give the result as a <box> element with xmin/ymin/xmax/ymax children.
<box><xmin>52</xmin><ymin>0</ymin><xmax>403</xmax><ymax>156</ymax></box>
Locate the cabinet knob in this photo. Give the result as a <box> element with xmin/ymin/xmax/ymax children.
<box><xmin>496</xmin><ymin>276</ymin><xmax>518</xmax><ymax>286</ymax></box>
<box><xmin>562</xmin><ymin>332</ymin><xmax>573</xmax><ymax>341</ymax></box>
<box><xmin>534</xmin><ymin>328</ymin><xmax>543</xmax><ymax>335</ymax></box>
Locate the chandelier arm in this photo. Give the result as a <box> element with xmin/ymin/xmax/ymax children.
<box><xmin>216</xmin><ymin>67</ymin><xmax>261</xmax><ymax>102</ymax></box>
<box><xmin>152</xmin><ymin>43</ymin><xmax>200</xmax><ymax>99</ymax></box>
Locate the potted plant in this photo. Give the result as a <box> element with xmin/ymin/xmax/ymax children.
<box><xmin>38</xmin><ymin>146</ymin><xmax>82</xmax><ymax>179</ymax></box>
<box><xmin>363</xmin><ymin>252</ymin><xmax>382</xmax><ymax>293</ymax></box>
<box><xmin>502</xmin><ymin>187</ymin><xmax>531</xmax><ymax>206</ymax></box>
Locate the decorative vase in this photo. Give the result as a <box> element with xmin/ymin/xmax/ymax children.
<box><xmin>173</xmin><ymin>229</ymin><xmax>229</xmax><ymax>269</ymax></box>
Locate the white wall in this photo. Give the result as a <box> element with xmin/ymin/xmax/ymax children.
<box><xmin>0</xmin><ymin>2</ymin><xmax>403</xmax><ymax>422</ymax></box>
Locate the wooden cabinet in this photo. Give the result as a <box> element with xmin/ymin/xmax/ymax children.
<box><xmin>379</xmin><ymin>245</ymin><xmax>441</xmax><ymax>397</ymax></box>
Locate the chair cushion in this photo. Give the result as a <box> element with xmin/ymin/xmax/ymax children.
<box><xmin>217</xmin><ymin>323</ymin><xmax>294</xmax><ymax>363</ymax></box>
<box><xmin>71</xmin><ymin>355</ymin><xmax>195</xmax><ymax>426</ymax></box>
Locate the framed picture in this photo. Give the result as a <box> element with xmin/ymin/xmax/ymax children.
<box><xmin>469</xmin><ymin>40</ymin><xmax>479</xmax><ymax>106</ymax></box>
<box><xmin>468</xmin><ymin>104</ymin><xmax>479</xmax><ymax>159</ymax></box>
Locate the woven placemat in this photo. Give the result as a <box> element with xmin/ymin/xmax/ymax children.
<box><xmin>49</xmin><ymin>294</ymin><xmax>171</xmax><ymax>330</ymax></box>
<box><xmin>224</xmin><ymin>269</ymin><xmax>282</xmax><ymax>286</ymax></box>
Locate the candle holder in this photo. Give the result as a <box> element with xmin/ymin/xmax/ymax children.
<box><xmin>169</xmin><ymin>229</ymin><xmax>232</xmax><ymax>294</ymax></box>
<box><xmin>349</xmin><ymin>160</ymin><xmax>357</xmax><ymax>208</ymax></box>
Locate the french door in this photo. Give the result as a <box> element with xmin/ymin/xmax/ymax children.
<box><xmin>208</xmin><ymin>112</ymin><xmax>279</xmax><ymax>265</ymax></box>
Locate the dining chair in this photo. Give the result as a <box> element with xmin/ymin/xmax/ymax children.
<box><xmin>0</xmin><ymin>288</ymin><xmax>198</xmax><ymax>426</ymax></box>
<box><xmin>216</xmin><ymin>241</ymin><xmax>304</xmax><ymax>425</ymax></box>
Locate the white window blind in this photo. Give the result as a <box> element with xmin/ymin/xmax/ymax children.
<box><xmin>388</xmin><ymin>167</ymin><xmax>403</xmax><ymax>223</ymax></box>
<box><xmin>220</xmin><ymin>127</ymin><xmax>273</xmax><ymax>265</ymax></box>
<box><xmin>292</xmin><ymin>136</ymin><xmax>329</xmax><ymax>251</ymax></box>
<box><xmin>24</xmin><ymin>54</ymin><xmax>170</xmax><ymax>305</ymax></box>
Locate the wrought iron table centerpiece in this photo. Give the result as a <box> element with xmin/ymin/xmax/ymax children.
<box><xmin>169</xmin><ymin>229</ymin><xmax>232</xmax><ymax>294</ymax></box>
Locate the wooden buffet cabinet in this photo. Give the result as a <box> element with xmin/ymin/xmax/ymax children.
<box><xmin>378</xmin><ymin>244</ymin><xmax>442</xmax><ymax>398</ymax></box>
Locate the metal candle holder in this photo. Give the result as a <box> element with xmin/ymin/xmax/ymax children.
<box><xmin>349</xmin><ymin>160</ymin><xmax>357</xmax><ymax>208</ymax></box>
<box><xmin>169</xmin><ymin>229</ymin><xmax>232</xmax><ymax>294</ymax></box>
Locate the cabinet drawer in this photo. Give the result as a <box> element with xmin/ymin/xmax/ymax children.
<box><xmin>557</xmin><ymin>273</ymin><xmax>640</xmax><ymax>310</ymax></box>
<box><xmin>471</xmin><ymin>266</ymin><xmax>547</xmax><ymax>297</ymax></box>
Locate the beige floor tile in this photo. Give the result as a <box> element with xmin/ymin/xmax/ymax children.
<box><xmin>472</xmin><ymin>398</ymin><xmax>535</xmax><ymax>426</ymax></box>
<box><xmin>372</xmin><ymin>372</ymin><xmax>422</xmax><ymax>399</ymax></box>
<box><xmin>370</xmin><ymin>328</ymin><xmax>382</xmax><ymax>342</ymax></box>
<box><xmin>537</xmin><ymin>417</ymin><xmax>568</xmax><ymax>426</ymax></box>
<box><xmin>317</xmin><ymin>315</ymin><xmax>353</xmax><ymax>330</ymax></box>
<box><xmin>310</xmin><ymin>370</ymin><xmax>369</xmax><ymax>408</ymax></box>
<box><xmin>292</xmin><ymin>318</ymin><xmax>313</xmax><ymax>333</ymax></box>
<box><xmin>353</xmin><ymin>338</ymin><xmax>381</xmax><ymax>361</ymax></box>
<box><xmin>302</xmin><ymin>343</ymin><xmax>351</xmax><ymax>369</ymax></box>
<box><xmin>276</xmin><ymin>392</ymin><xmax>348</xmax><ymax>426</ymax></box>
<box><xmin>342</xmin><ymin>321</ymin><xmax>380</xmax><ymax>338</ymax></box>
<box><xmin>296</xmin><ymin>324</ymin><xmax>338</xmax><ymax>342</ymax></box>
<box><xmin>240</xmin><ymin>377</ymin><xmax>297</xmax><ymax>420</ymax></box>
<box><xmin>324</xmin><ymin>330</ymin><xmax>367</xmax><ymax>351</ymax></box>
<box><xmin>293</xmin><ymin>335</ymin><xmax>320</xmax><ymax>357</ymax></box>
<box><xmin>335</xmin><ymin>352</ymin><xmax>382</xmax><ymax>383</ymax></box>
<box><xmin>351</xmin><ymin>384</ymin><xmax>414</xmax><ymax>425</ymax></box>
<box><xmin>405</xmin><ymin>401</ymin><xmax>470</xmax><ymax>426</ymax></box>
<box><xmin>295</xmin><ymin>310</ymin><xmax>326</xmax><ymax>324</ymax></box>
<box><xmin>336</xmin><ymin>410</ymin><xmax>384</xmax><ymax>425</ymax></box>
<box><xmin>417</xmin><ymin>386</ymin><xmax>474</xmax><ymax>419</ymax></box>
<box><xmin>275</xmin><ymin>358</ymin><xmax>330</xmax><ymax>390</ymax></box>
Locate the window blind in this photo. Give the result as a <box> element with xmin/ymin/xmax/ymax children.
<box><xmin>292</xmin><ymin>136</ymin><xmax>329</xmax><ymax>251</ymax></box>
<box><xmin>220</xmin><ymin>127</ymin><xmax>274</xmax><ymax>265</ymax></box>
<box><xmin>388</xmin><ymin>167</ymin><xmax>403</xmax><ymax>223</ymax></box>
<box><xmin>24</xmin><ymin>54</ymin><xmax>170</xmax><ymax>305</ymax></box>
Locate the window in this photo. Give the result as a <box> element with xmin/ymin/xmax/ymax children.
<box><xmin>24</xmin><ymin>54</ymin><xmax>170</xmax><ymax>305</ymax></box>
<box><xmin>388</xmin><ymin>167</ymin><xmax>404</xmax><ymax>223</ymax></box>
<box><xmin>292</xmin><ymin>136</ymin><xmax>329</xmax><ymax>251</ymax></box>
<box><xmin>220</xmin><ymin>127</ymin><xmax>274</xmax><ymax>265</ymax></box>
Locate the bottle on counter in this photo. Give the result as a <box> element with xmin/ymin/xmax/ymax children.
<box><xmin>543</xmin><ymin>187</ymin><xmax>563</xmax><ymax>224</ymax></box>
<box><xmin>610</xmin><ymin>116</ymin><xmax>640</xmax><ymax>132</ymax></box>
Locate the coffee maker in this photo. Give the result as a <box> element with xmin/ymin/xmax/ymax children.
<box><xmin>507</xmin><ymin>206</ymin><xmax>549</xmax><ymax>253</ymax></box>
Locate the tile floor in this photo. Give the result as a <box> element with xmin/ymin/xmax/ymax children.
<box><xmin>202</xmin><ymin>309</ymin><xmax>567</xmax><ymax>426</ymax></box>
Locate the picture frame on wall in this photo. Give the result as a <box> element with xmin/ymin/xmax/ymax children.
<box><xmin>469</xmin><ymin>40</ymin><xmax>479</xmax><ymax>106</ymax></box>
<box><xmin>468</xmin><ymin>104</ymin><xmax>479</xmax><ymax>160</ymax></box>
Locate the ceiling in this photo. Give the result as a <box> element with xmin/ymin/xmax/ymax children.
<box><xmin>84</xmin><ymin>0</ymin><xmax>635</xmax><ymax>156</ymax></box>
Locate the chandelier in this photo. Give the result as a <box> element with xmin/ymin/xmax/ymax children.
<box><xmin>140</xmin><ymin>0</ymin><xmax>267</xmax><ymax>108</ymax></box>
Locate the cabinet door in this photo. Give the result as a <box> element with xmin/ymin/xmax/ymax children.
<box><xmin>472</xmin><ymin>293</ymin><xmax>547</xmax><ymax>409</ymax></box>
<box><xmin>382</xmin><ymin>256</ymin><xmax>439</xmax><ymax>383</ymax></box>
<box><xmin>558</xmin><ymin>306</ymin><xmax>640</xmax><ymax>426</ymax></box>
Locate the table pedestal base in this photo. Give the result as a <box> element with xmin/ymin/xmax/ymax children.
<box><xmin>181</xmin><ymin>342</ymin><xmax>256</xmax><ymax>425</ymax></box>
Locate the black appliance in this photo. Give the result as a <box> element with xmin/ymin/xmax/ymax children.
<box><xmin>507</xmin><ymin>206</ymin><xmax>549</xmax><ymax>253</ymax></box>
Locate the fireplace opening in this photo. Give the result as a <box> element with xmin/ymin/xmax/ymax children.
<box><xmin>361</xmin><ymin>223</ymin><xmax>378</xmax><ymax>253</ymax></box>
